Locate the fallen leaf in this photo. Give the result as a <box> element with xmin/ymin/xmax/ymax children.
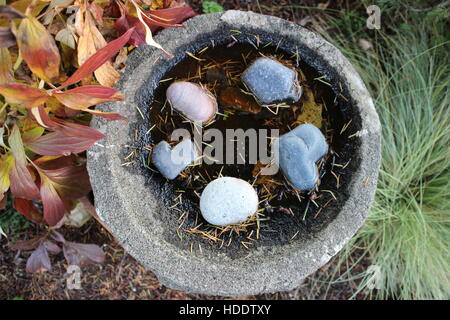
<box><xmin>77</xmin><ymin>9</ymin><xmax>120</xmax><ymax>87</ymax></box>
<box><xmin>55</xmin><ymin>27</ymin><xmax>77</xmax><ymax>49</ymax></box>
<box><xmin>26</xmin><ymin>243</ymin><xmax>52</xmax><ymax>272</ymax></box>
<box><xmin>59</xmin><ymin>27</ymin><xmax>134</xmax><ymax>88</ymax></box>
<box><xmin>9</xmin><ymin>235</ymin><xmax>45</xmax><ymax>251</ymax></box>
<box><xmin>62</xmin><ymin>241</ymin><xmax>105</xmax><ymax>266</ymax></box>
<box><xmin>295</xmin><ymin>86</ymin><xmax>323</xmax><ymax>129</ymax></box>
<box><xmin>41</xmin><ymin>0</ymin><xmax>74</xmax><ymax>25</ymax></box>
<box><xmin>0</xmin><ymin>48</ymin><xmax>14</xmax><ymax>84</ymax></box>
<box><xmin>16</xmin><ymin>15</ymin><xmax>61</xmax><ymax>83</ymax></box>
<box><xmin>43</xmin><ymin>240</ymin><xmax>61</xmax><ymax>253</ymax></box>
<box><xmin>65</xmin><ymin>201</ymin><xmax>92</xmax><ymax>227</ymax></box>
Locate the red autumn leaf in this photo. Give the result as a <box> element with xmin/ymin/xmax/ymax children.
<box><xmin>30</xmin><ymin>105</ymin><xmax>59</xmax><ymax>130</ymax></box>
<box><xmin>16</xmin><ymin>15</ymin><xmax>61</xmax><ymax>83</ymax></box>
<box><xmin>52</xmin><ymin>118</ymin><xmax>106</xmax><ymax>141</ymax></box>
<box><xmin>9</xmin><ymin>235</ymin><xmax>45</xmax><ymax>251</ymax></box>
<box><xmin>34</xmin><ymin>156</ymin><xmax>91</xmax><ymax>226</ymax></box>
<box><xmin>33</xmin><ymin>155</ymin><xmax>78</xmax><ymax>169</ymax></box>
<box><xmin>26</xmin><ymin>243</ymin><xmax>52</xmax><ymax>273</ymax></box>
<box><xmin>8</xmin><ymin>125</ymin><xmax>40</xmax><ymax>200</ymax></box>
<box><xmin>35</xmin><ymin>161</ymin><xmax>91</xmax><ymax>200</ymax></box>
<box><xmin>13</xmin><ymin>198</ymin><xmax>43</xmax><ymax>224</ymax></box>
<box><xmin>26</xmin><ymin>131</ymin><xmax>100</xmax><ymax>156</ymax></box>
<box><xmin>53</xmin><ymin>85</ymin><xmax>124</xmax><ymax>110</ymax></box>
<box><xmin>28</xmin><ymin>107</ymin><xmax>107</xmax><ymax>147</ymax></box>
<box><xmin>144</xmin><ymin>6</ymin><xmax>195</xmax><ymax>32</ymax></box>
<box><xmin>77</xmin><ymin>8</ymin><xmax>120</xmax><ymax>87</ymax></box>
<box><xmin>62</xmin><ymin>241</ymin><xmax>105</xmax><ymax>266</ymax></box>
<box><xmin>114</xmin><ymin>3</ymin><xmax>194</xmax><ymax>46</ymax></box>
<box><xmin>39</xmin><ymin>173</ymin><xmax>66</xmax><ymax>226</ymax></box>
<box><xmin>115</xmin><ymin>13</ymin><xmax>146</xmax><ymax>46</ymax></box>
<box><xmin>59</xmin><ymin>27</ymin><xmax>135</xmax><ymax>88</ymax></box>
<box><xmin>0</xmin><ymin>83</ymin><xmax>49</xmax><ymax>108</ymax></box>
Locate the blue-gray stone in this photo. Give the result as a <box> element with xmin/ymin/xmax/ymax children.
<box><xmin>279</xmin><ymin>124</ymin><xmax>328</xmax><ymax>190</ymax></box>
<box><xmin>285</xmin><ymin>123</ymin><xmax>328</xmax><ymax>162</ymax></box>
<box><xmin>152</xmin><ymin>139</ymin><xmax>198</xmax><ymax>180</ymax></box>
<box><xmin>241</xmin><ymin>57</ymin><xmax>301</xmax><ymax>105</ymax></box>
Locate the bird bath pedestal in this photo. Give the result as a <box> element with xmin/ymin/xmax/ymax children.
<box><xmin>87</xmin><ymin>10</ymin><xmax>381</xmax><ymax>296</ymax></box>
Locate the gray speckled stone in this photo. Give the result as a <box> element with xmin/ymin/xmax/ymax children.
<box><xmin>87</xmin><ymin>10</ymin><xmax>381</xmax><ymax>296</ymax></box>
<box><xmin>152</xmin><ymin>139</ymin><xmax>197</xmax><ymax>180</ymax></box>
<box><xmin>241</xmin><ymin>57</ymin><xmax>301</xmax><ymax>104</ymax></box>
<box><xmin>200</xmin><ymin>177</ymin><xmax>258</xmax><ymax>226</ymax></box>
<box><xmin>279</xmin><ymin>124</ymin><xmax>328</xmax><ymax>190</ymax></box>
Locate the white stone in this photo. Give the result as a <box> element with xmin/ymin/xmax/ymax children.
<box><xmin>200</xmin><ymin>177</ymin><xmax>259</xmax><ymax>226</ymax></box>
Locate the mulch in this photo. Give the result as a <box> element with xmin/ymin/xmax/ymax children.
<box><xmin>0</xmin><ymin>220</ymin><xmax>370</xmax><ymax>300</ymax></box>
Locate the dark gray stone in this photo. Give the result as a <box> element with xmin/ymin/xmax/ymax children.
<box><xmin>152</xmin><ymin>139</ymin><xmax>197</xmax><ymax>180</ymax></box>
<box><xmin>241</xmin><ymin>57</ymin><xmax>301</xmax><ymax>104</ymax></box>
<box><xmin>87</xmin><ymin>10</ymin><xmax>381</xmax><ymax>296</ymax></box>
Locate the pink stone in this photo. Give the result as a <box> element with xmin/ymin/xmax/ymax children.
<box><xmin>166</xmin><ymin>82</ymin><xmax>217</xmax><ymax>123</ymax></box>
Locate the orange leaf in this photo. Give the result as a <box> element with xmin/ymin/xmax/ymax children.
<box><xmin>86</xmin><ymin>109</ymin><xmax>127</xmax><ymax>121</ymax></box>
<box><xmin>59</xmin><ymin>27</ymin><xmax>134</xmax><ymax>88</ymax></box>
<box><xmin>77</xmin><ymin>10</ymin><xmax>120</xmax><ymax>87</ymax></box>
<box><xmin>53</xmin><ymin>85</ymin><xmax>123</xmax><ymax>109</ymax></box>
<box><xmin>0</xmin><ymin>48</ymin><xmax>14</xmax><ymax>84</ymax></box>
<box><xmin>0</xmin><ymin>83</ymin><xmax>49</xmax><ymax>108</ymax></box>
<box><xmin>16</xmin><ymin>15</ymin><xmax>61</xmax><ymax>83</ymax></box>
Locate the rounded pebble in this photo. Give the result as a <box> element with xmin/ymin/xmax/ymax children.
<box><xmin>200</xmin><ymin>177</ymin><xmax>259</xmax><ymax>226</ymax></box>
<box><xmin>166</xmin><ymin>81</ymin><xmax>217</xmax><ymax>123</ymax></box>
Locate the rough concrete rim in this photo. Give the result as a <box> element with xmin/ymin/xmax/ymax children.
<box><xmin>87</xmin><ymin>10</ymin><xmax>381</xmax><ymax>296</ymax></box>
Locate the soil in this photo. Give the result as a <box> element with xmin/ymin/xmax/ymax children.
<box><xmin>0</xmin><ymin>220</ymin><xmax>371</xmax><ymax>299</ymax></box>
